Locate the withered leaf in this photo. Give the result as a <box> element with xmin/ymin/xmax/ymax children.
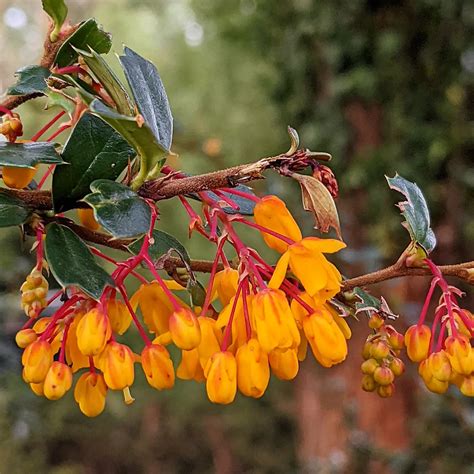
<box><xmin>292</xmin><ymin>173</ymin><xmax>342</xmax><ymax>240</ymax></box>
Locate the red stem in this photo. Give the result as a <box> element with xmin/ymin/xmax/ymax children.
<box><xmin>45</xmin><ymin>123</ymin><xmax>70</xmax><ymax>142</ymax></box>
<box><xmin>30</xmin><ymin>111</ymin><xmax>66</xmax><ymax>142</ymax></box>
<box><xmin>59</xmin><ymin>318</ymin><xmax>72</xmax><ymax>364</ymax></box>
<box><xmin>221</xmin><ymin>187</ymin><xmax>260</xmax><ymax>203</ymax></box>
<box><xmin>242</xmin><ymin>278</ymin><xmax>252</xmax><ymax>340</ymax></box>
<box><xmin>417</xmin><ymin>277</ymin><xmax>439</xmax><ymax>326</ymax></box>
<box><xmin>0</xmin><ymin>106</ymin><xmax>13</xmax><ymax>117</ymax></box>
<box><xmin>237</xmin><ymin>218</ymin><xmax>295</xmax><ymax>245</ymax></box>
<box><xmin>221</xmin><ymin>282</ymin><xmax>243</xmax><ymax>351</ymax></box>
<box><xmin>118</xmin><ymin>285</ymin><xmax>151</xmax><ymax>345</ymax></box>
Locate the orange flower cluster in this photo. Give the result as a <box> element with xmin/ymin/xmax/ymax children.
<box><xmin>15</xmin><ymin>195</ymin><xmax>351</xmax><ymax>415</ymax></box>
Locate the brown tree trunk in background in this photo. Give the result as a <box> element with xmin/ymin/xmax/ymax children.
<box><xmin>295</xmin><ymin>101</ymin><xmax>417</xmax><ymax>473</ymax></box>
<box><xmin>204</xmin><ymin>416</ymin><xmax>238</xmax><ymax>474</ymax></box>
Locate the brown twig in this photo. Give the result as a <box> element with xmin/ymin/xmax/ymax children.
<box><xmin>0</xmin><ymin>22</ymin><xmax>79</xmax><ymax>115</ymax></box>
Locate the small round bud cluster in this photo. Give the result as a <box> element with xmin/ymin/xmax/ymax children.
<box><xmin>361</xmin><ymin>313</ymin><xmax>405</xmax><ymax>398</ymax></box>
<box><xmin>20</xmin><ymin>268</ymin><xmax>49</xmax><ymax>318</ymax></box>
<box><xmin>0</xmin><ymin>113</ymin><xmax>23</xmax><ymax>143</ymax></box>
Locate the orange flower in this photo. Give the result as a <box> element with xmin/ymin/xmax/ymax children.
<box><xmin>99</xmin><ymin>341</ymin><xmax>135</xmax><ymax>390</ymax></box>
<box><xmin>43</xmin><ymin>362</ymin><xmax>73</xmax><ymax>400</ymax></box>
<box><xmin>22</xmin><ymin>340</ymin><xmax>53</xmax><ymax>383</ymax></box>
<box><xmin>236</xmin><ymin>338</ymin><xmax>270</xmax><ymax>398</ymax></box>
<box><xmin>74</xmin><ymin>372</ymin><xmax>107</xmax><ymax>417</ymax></box>
<box><xmin>404</xmin><ymin>325</ymin><xmax>431</xmax><ymax>362</ymax></box>
<box><xmin>210</xmin><ymin>268</ymin><xmax>239</xmax><ymax>306</ymax></box>
<box><xmin>177</xmin><ymin>348</ymin><xmax>205</xmax><ymax>382</ymax></box>
<box><xmin>169</xmin><ymin>307</ymin><xmax>201</xmax><ymax>350</ymax></box>
<box><xmin>76</xmin><ymin>307</ymin><xmax>111</xmax><ymax>356</ymax></box>
<box><xmin>216</xmin><ymin>295</ymin><xmax>249</xmax><ymax>352</ymax></box>
<box><xmin>269</xmin><ymin>348</ymin><xmax>299</xmax><ymax>380</ymax></box>
<box><xmin>141</xmin><ymin>344</ymin><xmax>175</xmax><ymax>390</ymax></box>
<box><xmin>205</xmin><ymin>351</ymin><xmax>237</xmax><ymax>404</ymax></box>
<box><xmin>107</xmin><ymin>298</ymin><xmax>132</xmax><ymax>335</ymax></box>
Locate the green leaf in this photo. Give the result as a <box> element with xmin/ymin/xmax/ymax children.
<box><xmin>52</xmin><ymin>113</ymin><xmax>135</xmax><ymax>212</ymax></box>
<box><xmin>6</xmin><ymin>66</ymin><xmax>51</xmax><ymax>96</ymax></box>
<box><xmin>54</xmin><ymin>19</ymin><xmax>112</xmax><ymax>67</ymax></box>
<box><xmin>77</xmin><ymin>47</ymin><xmax>133</xmax><ymax>115</ymax></box>
<box><xmin>192</xmin><ymin>185</ymin><xmax>257</xmax><ymax>216</ymax></box>
<box><xmin>0</xmin><ymin>142</ymin><xmax>64</xmax><ymax>169</ymax></box>
<box><xmin>0</xmin><ymin>193</ymin><xmax>30</xmax><ymax>227</ymax></box>
<box><xmin>45</xmin><ymin>89</ymin><xmax>76</xmax><ymax>115</ymax></box>
<box><xmin>42</xmin><ymin>0</ymin><xmax>68</xmax><ymax>42</ymax></box>
<box><xmin>386</xmin><ymin>173</ymin><xmax>436</xmax><ymax>253</ymax></box>
<box><xmin>128</xmin><ymin>230</ymin><xmax>191</xmax><ymax>265</ymax></box>
<box><xmin>352</xmin><ymin>287</ymin><xmax>398</xmax><ymax>320</ymax></box>
<box><xmin>186</xmin><ymin>279</ymin><xmax>206</xmax><ymax>308</ymax></box>
<box><xmin>83</xmin><ymin>180</ymin><xmax>151</xmax><ymax>239</ymax></box>
<box><xmin>45</xmin><ymin>223</ymin><xmax>113</xmax><ymax>300</ymax></box>
<box><xmin>89</xmin><ymin>99</ymin><xmax>167</xmax><ymax>185</ymax></box>
<box><xmin>119</xmin><ymin>47</ymin><xmax>173</xmax><ymax>152</ymax></box>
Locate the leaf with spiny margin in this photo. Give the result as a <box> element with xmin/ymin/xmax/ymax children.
<box><xmin>292</xmin><ymin>173</ymin><xmax>342</xmax><ymax>239</ymax></box>
<box><xmin>54</xmin><ymin>19</ymin><xmax>112</xmax><ymax>67</ymax></box>
<box><xmin>45</xmin><ymin>223</ymin><xmax>114</xmax><ymax>300</ymax></box>
<box><xmin>76</xmin><ymin>47</ymin><xmax>133</xmax><ymax>115</ymax></box>
<box><xmin>386</xmin><ymin>174</ymin><xmax>436</xmax><ymax>253</ymax></box>
<box><xmin>83</xmin><ymin>180</ymin><xmax>151</xmax><ymax>239</ymax></box>
<box><xmin>89</xmin><ymin>99</ymin><xmax>167</xmax><ymax>177</ymax></box>
<box><xmin>0</xmin><ymin>193</ymin><xmax>31</xmax><ymax>227</ymax></box>
<box><xmin>7</xmin><ymin>66</ymin><xmax>51</xmax><ymax>95</ymax></box>
<box><xmin>352</xmin><ymin>287</ymin><xmax>398</xmax><ymax>320</ymax></box>
<box><xmin>52</xmin><ymin>113</ymin><xmax>135</xmax><ymax>212</ymax></box>
<box><xmin>41</xmin><ymin>0</ymin><xmax>68</xmax><ymax>41</ymax></box>
<box><xmin>128</xmin><ymin>229</ymin><xmax>191</xmax><ymax>266</ymax></box>
<box><xmin>0</xmin><ymin>142</ymin><xmax>63</xmax><ymax>169</ymax></box>
<box><xmin>119</xmin><ymin>47</ymin><xmax>173</xmax><ymax>152</ymax></box>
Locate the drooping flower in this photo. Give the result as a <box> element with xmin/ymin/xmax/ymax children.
<box><xmin>177</xmin><ymin>348</ymin><xmax>205</xmax><ymax>382</ymax></box>
<box><xmin>216</xmin><ymin>295</ymin><xmax>249</xmax><ymax>352</ymax></box>
<box><xmin>169</xmin><ymin>307</ymin><xmax>201</xmax><ymax>350</ymax></box>
<box><xmin>404</xmin><ymin>325</ymin><xmax>431</xmax><ymax>362</ymax></box>
<box><xmin>99</xmin><ymin>341</ymin><xmax>135</xmax><ymax>390</ymax></box>
<box><xmin>236</xmin><ymin>338</ymin><xmax>270</xmax><ymax>398</ymax></box>
<box><xmin>22</xmin><ymin>340</ymin><xmax>53</xmax><ymax>383</ymax></box>
<box><xmin>74</xmin><ymin>372</ymin><xmax>108</xmax><ymax>417</ymax></box>
<box><xmin>107</xmin><ymin>298</ymin><xmax>132</xmax><ymax>335</ymax></box>
<box><xmin>196</xmin><ymin>317</ymin><xmax>222</xmax><ymax>369</ymax></box>
<box><xmin>268</xmin><ymin>347</ymin><xmax>299</xmax><ymax>380</ymax></box>
<box><xmin>76</xmin><ymin>307</ymin><xmax>111</xmax><ymax>356</ymax></box>
<box><xmin>210</xmin><ymin>268</ymin><xmax>239</xmax><ymax>306</ymax></box>
<box><xmin>43</xmin><ymin>361</ymin><xmax>73</xmax><ymax>400</ymax></box>
<box><xmin>141</xmin><ymin>344</ymin><xmax>175</xmax><ymax>390</ymax></box>
<box><xmin>205</xmin><ymin>351</ymin><xmax>237</xmax><ymax>404</ymax></box>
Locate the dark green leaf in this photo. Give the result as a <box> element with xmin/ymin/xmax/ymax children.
<box><xmin>0</xmin><ymin>193</ymin><xmax>30</xmax><ymax>227</ymax></box>
<box><xmin>52</xmin><ymin>113</ymin><xmax>135</xmax><ymax>212</ymax></box>
<box><xmin>45</xmin><ymin>223</ymin><xmax>113</xmax><ymax>300</ymax></box>
<box><xmin>0</xmin><ymin>142</ymin><xmax>64</xmax><ymax>169</ymax></box>
<box><xmin>83</xmin><ymin>180</ymin><xmax>151</xmax><ymax>239</ymax></box>
<box><xmin>42</xmin><ymin>0</ymin><xmax>68</xmax><ymax>41</ymax></box>
<box><xmin>128</xmin><ymin>229</ymin><xmax>191</xmax><ymax>265</ymax></box>
<box><xmin>89</xmin><ymin>99</ymin><xmax>167</xmax><ymax>185</ymax></box>
<box><xmin>186</xmin><ymin>279</ymin><xmax>207</xmax><ymax>307</ymax></box>
<box><xmin>119</xmin><ymin>47</ymin><xmax>173</xmax><ymax>152</ymax></box>
<box><xmin>6</xmin><ymin>66</ymin><xmax>51</xmax><ymax>96</ymax></box>
<box><xmin>386</xmin><ymin>174</ymin><xmax>436</xmax><ymax>253</ymax></box>
<box><xmin>77</xmin><ymin>47</ymin><xmax>133</xmax><ymax>115</ymax></box>
<box><xmin>352</xmin><ymin>287</ymin><xmax>398</xmax><ymax>320</ymax></box>
<box><xmin>54</xmin><ymin>19</ymin><xmax>112</xmax><ymax>67</ymax></box>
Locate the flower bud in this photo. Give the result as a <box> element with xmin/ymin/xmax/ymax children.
<box><xmin>22</xmin><ymin>340</ymin><xmax>53</xmax><ymax>383</ymax></box>
<box><xmin>427</xmin><ymin>350</ymin><xmax>452</xmax><ymax>382</ymax></box>
<box><xmin>423</xmin><ymin>376</ymin><xmax>449</xmax><ymax>394</ymax></box>
<box><xmin>361</xmin><ymin>374</ymin><xmax>376</xmax><ymax>392</ymax></box>
<box><xmin>141</xmin><ymin>344</ymin><xmax>175</xmax><ymax>390</ymax></box>
<box><xmin>361</xmin><ymin>358</ymin><xmax>379</xmax><ymax>375</ymax></box>
<box><xmin>15</xmin><ymin>328</ymin><xmax>37</xmax><ymax>348</ymax></box>
<box><xmin>177</xmin><ymin>348</ymin><xmax>205</xmax><ymax>382</ymax></box>
<box><xmin>377</xmin><ymin>383</ymin><xmax>395</xmax><ymax>398</ymax></box>
<box><xmin>373</xmin><ymin>366</ymin><xmax>395</xmax><ymax>386</ymax></box>
<box><xmin>459</xmin><ymin>375</ymin><xmax>474</xmax><ymax>397</ymax></box>
<box><xmin>76</xmin><ymin>307</ymin><xmax>111</xmax><ymax>356</ymax></box>
<box><xmin>197</xmin><ymin>317</ymin><xmax>222</xmax><ymax>369</ymax></box>
<box><xmin>211</xmin><ymin>268</ymin><xmax>239</xmax><ymax>307</ymax></box>
<box><xmin>169</xmin><ymin>308</ymin><xmax>201</xmax><ymax>350</ymax></box>
<box><xmin>405</xmin><ymin>325</ymin><xmax>431</xmax><ymax>362</ymax></box>
<box><xmin>205</xmin><ymin>351</ymin><xmax>237</xmax><ymax>404</ymax></box>
<box><xmin>389</xmin><ymin>357</ymin><xmax>405</xmax><ymax>377</ymax></box>
<box><xmin>43</xmin><ymin>362</ymin><xmax>73</xmax><ymax>400</ymax></box>
<box><xmin>445</xmin><ymin>335</ymin><xmax>473</xmax><ymax>376</ymax></box>
<box><xmin>386</xmin><ymin>327</ymin><xmax>405</xmax><ymax>350</ymax></box>
<box><xmin>362</xmin><ymin>341</ymin><xmax>373</xmax><ymax>360</ymax></box>
<box><xmin>106</xmin><ymin>298</ymin><xmax>131</xmax><ymax>335</ymax></box>
<box><xmin>369</xmin><ymin>340</ymin><xmax>390</xmax><ymax>360</ymax></box>
<box><xmin>30</xmin><ymin>381</ymin><xmax>44</xmax><ymax>397</ymax></box>
<box><xmin>77</xmin><ymin>208</ymin><xmax>100</xmax><ymax>231</ymax></box>
<box><xmin>100</xmin><ymin>341</ymin><xmax>135</xmax><ymax>390</ymax></box>
<box><xmin>65</xmin><ymin>313</ymin><xmax>89</xmax><ymax>372</ymax></box>
<box><xmin>236</xmin><ymin>339</ymin><xmax>270</xmax><ymax>398</ymax></box>
<box><xmin>368</xmin><ymin>313</ymin><xmax>384</xmax><ymax>329</ymax></box>
<box><xmin>74</xmin><ymin>372</ymin><xmax>107</xmax><ymax>417</ymax></box>
<box><xmin>0</xmin><ymin>114</ymin><xmax>23</xmax><ymax>142</ymax></box>
<box><xmin>269</xmin><ymin>348</ymin><xmax>299</xmax><ymax>380</ymax></box>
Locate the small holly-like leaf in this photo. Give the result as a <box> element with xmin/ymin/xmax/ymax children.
<box><xmin>386</xmin><ymin>174</ymin><xmax>436</xmax><ymax>253</ymax></box>
<box><xmin>119</xmin><ymin>47</ymin><xmax>173</xmax><ymax>152</ymax></box>
<box><xmin>292</xmin><ymin>173</ymin><xmax>342</xmax><ymax>239</ymax></box>
<box><xmin>83</xmin><ymin>180</ymin><xmax>151</xmax><ymax>239</ymax></box>
<box><xmin>128</xmin><ymin>229</ymin><xmax>191</xmax><ymax>266</ymax></box>
<box><xmin>352</xmin><ymin>287</ymin><xmax>398</xmax><ymax>320</ymax></box>
<box><xmin>54</xmin><ymin>19</ymin><xmax>112</xmax><ymax>67</ymax></box>
<box><xmin>0</xmin><ymin>142</ymin><xmax>63</xmax><ymax>169</ymax></box>
<box><xmin>42</xmin><ymin>0</ymin><xmax>68</xmax><ymax>42</ymax></box>
<box><xmin>0</xmin><ymin>193</ymin><xmax>31</xmax><ymax>227</ymax></box>
<box><xmin>89</xmin><ymin>99</ymin><xmax>167</xmax><ymax>185</ymax></box>
<box><xmin>6</xmin><ymin>66</ymin><xmax>51</xmax><ymax>96</ymax></box>
<box><xmin>77</xmin><ymin>47</ymin><xmax>133</xmax><ymax>115</ymax></box>
<box><xmin>52</xmin><ymin>113</ymin><xmax>135</xmax><ymax>212</ymax></box>
<box><xmin>45</xmin><ymin>223</ymin><xmax>113</xmax><ymax>300</ymax></box>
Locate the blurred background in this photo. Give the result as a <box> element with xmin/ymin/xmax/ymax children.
<box><xmin>1</xmin><ymin>0</ymin><xmax>473</xmax><ymax>472</ymax></box>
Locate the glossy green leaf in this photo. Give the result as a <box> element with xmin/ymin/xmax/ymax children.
<box><xmin>42</xmin><ymin>0</ymin><xmax>68</xmax><ymax>41</ymax></box>
<box><xmin>54</xmin><ymin>19</ymin><xmax>112</xmax><ymax>67</ymax></box>
<box><xmin>119</xmin><ymin>47</ymin><xmax>173</xmax><ymax>152</ymax></box>
<box><xmin>386</xmin><ymin>174</ymin><xmax>436</xmax><ymax>253</ymax></box>
<box><xmin>89</xmin><ymin>99</ymin><xmax>167</xmax><ymax>185</ymax></box>
<box><xmin>0</xmin><ymin>193</ymin><xmax>30</xmax><ymax>227</ymax></box>
<box><xmin>52</xmin><ymin>113</ymin><xmax>135</xmax><ymax>212</ymax></box>
<box><xmin>128</xmin><ymin>229</ymin><xmax>191</xmax><ymax>265</ymax></box>
<box><xmin>6</xmin><ymin>66</ymin><xmax>51</xmax><ymax>95</ymax></box>
<box><xmin>83</xmin><ymin>180</ymin><xmax>151</xmax><ymax>238</ymax></box>
<box><xmin>45</xmin><ymin>223</ymin><xmax>113</xmax><ymax>300</ymax></box>
<box><xmin>77</xmin><ymin>47</ymin><xmax>133</xmax><ymax>115</ymax></box>
<box><xmin>353</xmin><ymin>287</ymin><xmax>398</xmax><ymax>320</ymax></box>
<box><xmin>0</xmin><ymin>142</ymin><xmax>63</xmax><ymax>169</ymax></box>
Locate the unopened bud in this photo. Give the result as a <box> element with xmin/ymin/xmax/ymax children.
<box><xmin>373</xmin><ymin>366</ymin><xmax>395</xmax><ymax>386</ymax></box>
